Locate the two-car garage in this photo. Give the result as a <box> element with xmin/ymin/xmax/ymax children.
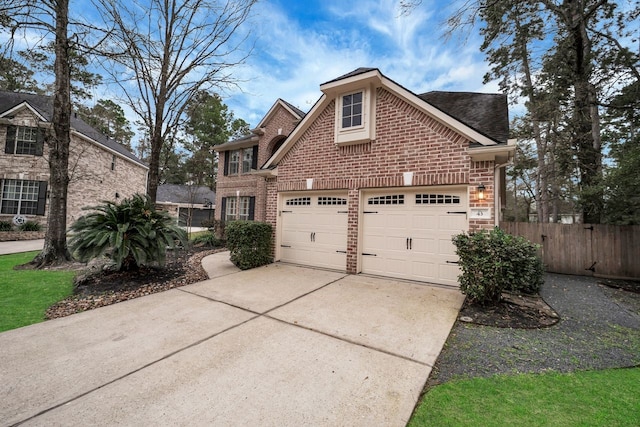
<box><xmin>278</xmin><ymin>187</ymin><xmax>468</xmax><ymax>287</ymax></box>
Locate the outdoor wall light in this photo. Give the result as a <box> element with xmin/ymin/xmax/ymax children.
<box><xmin>477</xmin><ymin>184</ymin><xmax>486</xmax><ymax>200</ymax></box>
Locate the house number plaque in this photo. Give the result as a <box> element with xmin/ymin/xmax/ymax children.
<box><xmin>469</xmin><ymin>208</ymin><xmax>491</xmax><ymax>219</ymax></box>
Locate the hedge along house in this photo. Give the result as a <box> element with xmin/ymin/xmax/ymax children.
<box><xmin>257</xmin><ymin>68</ymin><xmax>515</xmax><ymax>287</ymax></box>
<box><xmin>214</xmin><ymin>99</ymin><xmax>305</xmax><ymax>225</ymax></box>
<box><xmin>0</xmin><ymin>91</ymin><xmax>148</xmax><ymax>229</ymax></box>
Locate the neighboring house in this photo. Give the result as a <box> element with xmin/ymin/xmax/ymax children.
<box><xmin>0</xmin><ymin>91</ymin><xmax>148</xmax><ymax>228</ymax></box>
<box><xmin>156</xmin><ymin>184</ymin><xmax>216</xmax><ymax>227</ymax></box>
<box><xmin>214</xmin><ymin>99</ymin><xmax>305</xmax><ymax>223</ymax></box>
<box><xmin>218</xmin><ymin>68</ymin><xmax>515</xmax><ymax>286</ymax></box>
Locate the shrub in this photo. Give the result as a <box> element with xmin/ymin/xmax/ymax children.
<box><xmin>225</xmin><ymin>221</ymin><xmax>272</xmax><ymax>270</ymax></box>
<box><xmin>19</xmin><ymin>221</ymin><xmax>42</xmax><ymax>232</ymax></box>
<box><xmin>68</xmin><ymin>194</ymin><xmax>187</xmax><ymax>271</ymax></box>
<box><xmin>0</xmin><ymin>221</ymin><xmax>12</xmax><ymax>231</ymax></box>
<box><xmin>192</xmin><ymin>231</ymin><xmax>224</xmax><ymax>248</ymax></box>
<box><xmin>453</xmin><ymin>227</ymin><xmax>544</xmax><ymax>306</ymax></box>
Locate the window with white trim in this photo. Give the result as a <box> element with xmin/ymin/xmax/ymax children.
<box><xmin>317</xmin><ymin>197</ymin><xmax>347</xmax><ymax>206</ymax></box>
<box><xmin>228</xmin><ymin>150</ymin><xmax>240</xmax><ymax>175</ymax></box>
<box><xmin>224</xmin><ymin>146</ymin><xmax>257</xmax><ymax>175</ymax></box>
<box><xmin>224</xmin><ymin>196</ymin><xmax>253</xmax><ymax>221</ymax></box>
<box><xmin>4</xmin><ymin>125</ymin><xmax>44</xmax><ymax>156</ymax></box>
<box><xmin>367</xmin><ymin>195</ymin><xmax>404</xmax><ymax>205</ymax></box>
<box><xmin>285</xmin><ymin>197</ymin><xmax>311</xmax><ymax>206</ymax></box>
<box><xmin>416</xmin><ymin>194</ymin><xmax>461</xmax><ymax>205</ymax></box>
<box><xmin>1</xmin><ymin>179</ymin><xmax>46</xmax><ymax>215</ymax></box>
<box><xmin>341</xmin><ymin>91</ymin><xmax>363</xmax><ymax>129</ymax></box>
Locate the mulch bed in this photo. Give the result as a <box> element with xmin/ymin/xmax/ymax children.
<box><xmin>598</xmin><ymin>278</ymin><xmax>640</xmax><ymax>294</ymax></box>
<box><xmin>45</xmin><ymin>247</ymin><xmax>225</xmax><ymax>320</ymax></box>
<box><xmin>458</xmin><ymin>296</ymin><xmax>560</xmax><ymax>329</ymax></box>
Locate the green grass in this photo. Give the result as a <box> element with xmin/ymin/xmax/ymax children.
<box><xmin>409</xmin><ymin>367</ymin><xmax>640</xmax><ymax>426</ymax></box>
<box><xmin>0</xmin><ymin>251</ymin><xmax>75</xmax><ymax>332</ymax></box>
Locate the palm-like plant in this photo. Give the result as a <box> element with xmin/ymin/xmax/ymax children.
<box><xmin>69</xmin><ymin>194</ymin><xmax>187</xmax><ymax>271</ymax></box>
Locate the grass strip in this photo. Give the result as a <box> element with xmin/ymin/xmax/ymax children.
<box><xmin>0</xmin><ymin>251</ymin><xmax>75</xmax><ymax>332</ymax></box>
<box><xmin>409</xmin><ymin>367</ymin><xmax>640</xmax><ymax>427</ymax></box>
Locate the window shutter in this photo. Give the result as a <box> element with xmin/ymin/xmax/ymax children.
<box><xmin>248</xmin><ymin>196</ymin><xmax>255</xmax><ymax>220</ymax></box>
<box><xmin>251</xmin><ymin>145</ymin><xmax>258</xmax><ymax>169</ymax></box>
<box><xmin>220</xmin><ymin>197</ymin><xmax>227</xmax><ymax>224</ymax></box>
<box><xmin>35</xmin><ymin>128</ymin><xmax>44</xmax><ymax>156</ymax></box>
<box><xmin>36</xmin><ymin>181</ymin><xmax>48</xmax><ymax>215</ymax></box>
<box><xmin>223</xmin><ymin>152</ymin><xmax>229</xmax><ymax>176</ymax></box>
<box><xmin>5</xmin><ymin>126</ymin><xmax>16</xmax><ymax>154</ymax></box>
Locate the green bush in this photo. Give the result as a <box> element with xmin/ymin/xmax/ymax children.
<box><xmin>453</xmin><ymin>227</ymin><xmax>544</xmax><ymax>306</ymax></box>
<box><xmin>225</xmin><ymin>221</ymin><xmax>272</xmax><ymax>270</ymax></box>
<box><xmin>19</xmin><ymin>221</ymin><xmax>42</xmax><ymax>231</ymax></box>
<box><xmin>68</xmin><ymin>194</ymin><xmax>187</xmax><ymax>271</ymax></box>
<box><xmin>192</xmin><ymin>231</ymin><xmax>224</xmax><ymax>248</ymax></box>
<box><xmin>0</xmin><ymin>221</ymin><xmax>12</xmax><ymax>231</ymax></box>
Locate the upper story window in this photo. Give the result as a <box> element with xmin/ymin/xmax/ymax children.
<box><xmin>334</xmin><ymin>87</ymin><xmax>375</xmax><ymax>146</ymax></box>
<box><xmin>4</xmin><ymin>125</ymin><xmax>44</xmax><ymax>156</ymax></box>
<box><xmin>111</xmin><ymin>155</ymin><xmax>116</xmax><ymax>171</ymax></box>
<box><xmin>224</xmin><ymin>146</ymin><xmax>258</xmax><ymax>176</ymax></box>
<box><xmin>0</xmin><ymin>179</ymin><xmax>47</xmax><ymax>215</ymax></box>
<box><xmin>341</xmin><ymin>92</ymin><xmax>363</xmax><ymax>129</ymax></box>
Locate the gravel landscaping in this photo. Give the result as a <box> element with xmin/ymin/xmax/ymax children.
<box><xmin>428</xmin><ymin>273</ymin><xmax>640</xmax><ymax>387</ymax></box>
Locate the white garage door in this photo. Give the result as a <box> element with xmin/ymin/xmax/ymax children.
<box><xmin>361</xmin><ymin>188</ymin><xmax>468</xmax><ymax>286</ymax></box>
<box><xmin>279</xmin><ymin>193</ymin><xmax>348</xmax><ymax>271</ymax></box>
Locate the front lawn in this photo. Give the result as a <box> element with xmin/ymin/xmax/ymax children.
<box><xmin>0</xmin><ymin>251</ymin><xmax>75</xmax><ymax>332</ymax></box>
<box><xmin>409</xmin><ymin>367</ymin><xmax>640</xmax><ymax>426</ymax></box>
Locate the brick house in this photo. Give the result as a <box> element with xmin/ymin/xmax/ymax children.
<box><xmin>156</xmin><ymin>184</ymin><xmax>216</xmax><ymax>227</ymax></box>
<box><xmin>214</xmin><ymin>99</ymin><xmax>305</xmax><ymax>223</ymax></box>
<box><xmin>220</xmin><ymin>68</ymin><xmax>515</xmax><ymax>286</ymax></box>
<box><xmin>0</xmin><ymin>91</ymin><xmax>148</xmax><ymax>229</ymax></box>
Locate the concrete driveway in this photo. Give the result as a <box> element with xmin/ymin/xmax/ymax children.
<box><xmin>0</xmin><ymin>261</ymin><xmax>464</xmax><ymax>426</ymax></box>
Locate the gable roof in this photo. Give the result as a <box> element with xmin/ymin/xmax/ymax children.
<box><xmin>156</xmin><ymin>184</ymin><xmax>215</xmax><ymax>205</ymax></box>
<box><xmin>215</xmin><ymin>98</ymin><xmax>305</xmax><ymax>152</ymax></box>
<box><xmin>0</xmin><ymin>91</ymin><xmax>146</xmax><ymax>167</ymax></box>
<box><xmin>263</xmin><ymin>68</ymin><xmax>510</xmax><ymax>169</ymax></box>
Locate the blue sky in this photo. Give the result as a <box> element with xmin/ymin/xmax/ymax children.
<box><xmin>2</xmin><ymin>0</ymin><xmax>497</xmax><ymax>132</ymax></box>
<box><xmin>223</xmin><ymin>0</ymin><xmax>495</xmax><ymax>127</ymax></box>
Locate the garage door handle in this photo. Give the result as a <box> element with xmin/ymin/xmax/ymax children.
<box><xmin>282</xmin><ymin>210</ymin><xmax>293</xmax><ymax>213</ymax></box>
<box><xmin>362</xmin><ymin>253</ymin><xmax>377</xmax><ymax>256</ymax></box>
<box><xmin>363</xmin><ymin>211</ymin><xmax>378</xmax><ymax>214</ymax></box>
<box><xmin>336</xmin><ymin>250</ymin><xmax>346</xmax><ymax>253</ymax></box>
<box><xmin>446</xmin><ymin>260</ymin><xmax>459</xmax><ymax>264</ymax></box>
<box><xmin>447</xmin><ymin>211</ymin><xmax>467</xmax><ymax>215</ymax></box>
<box><xmin>337</xmin><ymin>210</ymin><xmax>348</xmax><ymax>214</ymax></box>
<box><xmin>409</xmin><ymin>238</ymin><xmax>412</xmax><ymax>250</ymax></box>
<box><xmin>281</xmin><ymin>245</ymin><xmax>292</xmax><ymax>248</ymax></box>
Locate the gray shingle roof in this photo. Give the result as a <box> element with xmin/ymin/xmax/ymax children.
<box><xmin>419</xmin><ymin>91</ymin><xmax>509</xmax><ymax>144</ymax></box>
<box><xmin>279</xmin><ymin>99</ymin><xmax>306</xmax><ymax>119</ymax></box>
<box><xmin>156</xmin><ymin>184</ymin><xmax>215</xmax><ymax>205</ymax></box>
<box><xmin>0</xmin><ymin>91</ymin><xmax>146</xmax><ymax>166</ymax></box>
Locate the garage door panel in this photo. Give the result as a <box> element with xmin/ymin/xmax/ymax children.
<box><xmin>361</xmin><ymin>188</ymin><xmax>467</xmax><ymax>286</ymax></box>
<box><xmin>280</xmin><ymin>194</ymin><xmax>347</xmax><ymax>271</ymax></box>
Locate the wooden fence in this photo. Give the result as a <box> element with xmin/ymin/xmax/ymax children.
<box><xmin>500</xmin><ymin>222</ymin><xmax>640</xmax><ymax>280</ymax></box>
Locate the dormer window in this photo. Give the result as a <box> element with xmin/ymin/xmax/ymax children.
<box><xmin>334</xmin><ymin>86</ymin><xmax>376</xmax><ymax>146</ymax></box>
<box><xmin>341</xmin><ymin>92</ymin><xmax>363</xmax><ymax>129</ymax></box>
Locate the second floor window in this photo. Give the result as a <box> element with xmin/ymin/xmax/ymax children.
<box><xmin>5</xmin><ymin>125</ymin><xmax>44</xmax><ymax>156</ymax></box>
<box><xmin>224</xmin><ymin>146</ymin><xmax>258</xmax><ymax>176</ymax></box>
<box><xmin>342</xmin><ymin>91</ymin><xmax>363</xmax><ymax>128</ymax></box>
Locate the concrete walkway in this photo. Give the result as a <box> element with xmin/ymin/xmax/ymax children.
<box><xmin>0</xmin><ymin>239</ymin><xmax>44</xmax><ymax>255</ymax></box>
<box><xmin>0</xmin><ymin>252</ymin><xmax>464</xmax><ymax>426</ymax></box>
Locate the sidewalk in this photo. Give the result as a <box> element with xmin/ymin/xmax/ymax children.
<box><xmin>0</xmin><ymin>239</ymin><xmax>44</xmax><ymax>255</ymax></box>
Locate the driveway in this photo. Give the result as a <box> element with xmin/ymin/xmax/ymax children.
<box><xmin>0</xmin><ymin>262</ymin><xmax>464</xmax><ymax>426</ymax></box>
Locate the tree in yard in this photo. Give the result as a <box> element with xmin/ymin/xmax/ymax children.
<box><xmin>0</xmin><ymin>54</ymin><xmax>43</xmax><ymax>93</ymax></box>
<box><xmin>183</xmin><ymin>91</ymin><xmax>249</xmax><ymax>189</ymax></box>
<box><xmin>439</xmin><ymin>0</ymin><xmax>639</xmax><ymax>224</ymax></box>
<box><xmin>0</xmin><ymin>0</ymin><xmax>74</xmax><ymax>267</ymax></box>
<box><xmin>94</xmin><ymin>0</ymin><xmax>257</xmax><ymax>203</ymax></box>
<box><xmin>77</xmin><ymin>99</ymin><xmax>135</xmax><ymax>151</ymax></box>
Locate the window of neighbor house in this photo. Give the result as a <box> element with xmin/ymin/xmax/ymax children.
<box><xmin>0</xmin><ymin>179</ymin><xmax>47</xmax><ymax>215</ymax></box>
<box><xmin>341</xmin><ymin>91</ymin><xmax>363</xmax><ymax>128</ymax></box>
<box><xmin>111</xmin><ymin>154</ymin><xmax>116</xmax><ymax>171</ymax></box>
<box><xmin>5</xmin><ymin>126</ymin><xmax>44</xmax><ymax>156</ymax></box>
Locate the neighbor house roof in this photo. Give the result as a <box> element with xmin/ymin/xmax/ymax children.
<box><xmin>0</xmin><ymin>91</ymin><xmax>146</xmax><ymax>167</ymax></box>
<box><xmin>156</xmin><ymin>184</ymin><xmax>216</xmax><ymax>205</ymax></box>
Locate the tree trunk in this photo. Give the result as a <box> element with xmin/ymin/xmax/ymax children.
<box><xmin>568</xmin><ymin>0</ymin><xmax>602</xmax><ymax>224</ymax></box>
<box><xmin>30</xmin><ymin>0</ymin><xmax>72</xmax><ymax>267</ymax></box>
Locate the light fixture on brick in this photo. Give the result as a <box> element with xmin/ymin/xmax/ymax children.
<box><xmin>477</xmin><ymin>184</ymin><xmax>486</xmax><ymax>200</ymax></box>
